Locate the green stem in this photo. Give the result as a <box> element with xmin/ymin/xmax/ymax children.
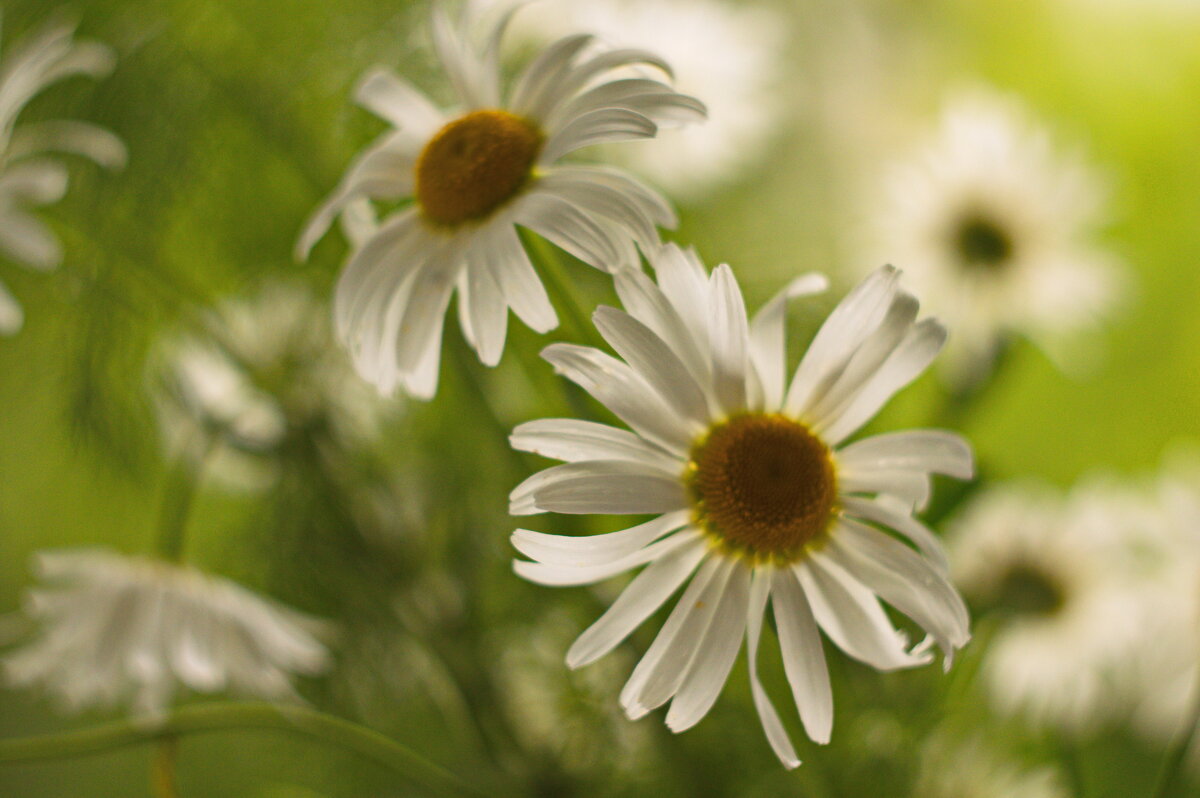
<box><xmin>519</xmin><ymin>229</ymin><xmax>607</xmax><ymax>352</ymax></box>
<box><xmin>1152</xmin><ymin>664</ymin><xmax>1200</xmax><ymax>798</ymax></box>
<box><xmin>152</xmin><ymin>736</ymin><xmax>180</xmax><ymax>798</ymax></box>
<box><xmin>156</xmin><ymin>437</ymin><xmax>215</xmax><ymax>563</ymax></box>
<box><xmin>0</xmin><ymin>701</ymin><xmax>495</xmax><ymax>798</ymax></box>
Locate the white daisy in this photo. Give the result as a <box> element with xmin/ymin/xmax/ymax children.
<box><xmin>297</xmin><ymin>2</ymin><xmax>705</xmax><ymax>399</ymax></box>
<box><xmin>155</xmin><ymin>280</ymin><xmax>391</xmax><ymax>490</ymax></box>
<box><xmin>948</xmin><ymin>480</ymin><xmax>1150</xmax><ymax>732</ymax></box>
<box><xmin>872</xmin><ymin>88</ymin><xmax>1123</xmax><ymax>381</ymax></box>
<box><xmin>915</xmin><ymin>731</ymin><xmax>1070</xmax><ymax>798</ymax></box>
<box><xmin>0</xmin><ymin>16</ymin><xmax>126</xmax><ymax>334</ymax></box>
<box><xmin>509</xmin><ymin>247</ymin><xmax>972</xmax><ymax>767</ymax></box>
<box><xmin>497</xmin><ymin>0</ymin><xmax>788</xmax><ymax>199</ymax></box>
<box><xmin>3</xmin><ymin>548</ymin><xmax>331</xmax><ymax>721</ymax></box>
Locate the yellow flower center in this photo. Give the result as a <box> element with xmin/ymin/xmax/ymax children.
<box><xmin>414</xmin><ymin>109</ymin><xmax>543</xmax><ymax>226</ymax></box>
<box><xmin>687</xmin><ymin>413</ymin><xmax>837</xmax><ymax>563</ymax></box>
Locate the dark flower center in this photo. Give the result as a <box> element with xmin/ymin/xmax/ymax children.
<box><xmin>954</xmin><ymin>213</ymin><xmax>1014</xmax><ymax>269</ymax></box>
<box><xmin>687</xmin><ymin>414</ymin><xmax>837</xmax><ymax>562</ymax></box>
<box><xmin>415</xmin><ymin>110</ymin><xmax>542</xmax><ymax>225</ymax></box>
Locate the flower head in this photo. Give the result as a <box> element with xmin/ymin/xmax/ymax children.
<box><xmin>509</xmin><ymin>247</ymin><xmax>972</xmax><ymax>767</ymax></box>
<box><xmin>871</xmin><ymin>89</ymin><xmax>1123</xmax><ymax>380</ymax></box>
<box><xmin>0</xmin><ymin>16</ymin><xmax>126</xmax><ymax>334</ymax></box>
<box><xmin>3</xmin><ymin>549</ymin><xmax>331</xmax><ymax>721</ymax></box>
<box><xmin>297</xmin><ymin>2</ymin><xmax>705</xmax><ymax>399</ymax></box>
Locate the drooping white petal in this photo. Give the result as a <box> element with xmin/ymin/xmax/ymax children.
<box><xmin>771</xmin><ymin>568</ymin><xmax>833</xmax><ymax>744</ymax></box>
<box><xmin>839</xmin><ymin>468</ymin><xmax>932</xmax><ymax>512</ymax></box>
<box><xmin>484</xmin><ymin>224</ymin><xmax>558</xmax><ymax>333</ymax></box>
<box><xmin>840</xmin><ymin>496</ymin><xmax>951</xmax><ymax>573</ymax></box>
<box><xmin>512</xmin><ymin>510</ymin><xmax>690</xmax><ymax>567</ymax></box>
<box><xmin>745</xmin><ymin>569</ymin><xmax>801</xmax><ymax>768</ymax></box>
<box><xmin>7</xmin><ymin>120</ymin><xmax>127</xmax><ymax>169</ymax></box>
<box><xmin>514</xmin><ymin>528</ymin><xmax>700</xmax><ymax>587</ymax></box>
<box><xmin>547</xmin><ymin>77</ymin><xmax>706</xmax><ymax>133</ymax></box>
<box><xmin>515</xmin><ymin>192</ymin><xmax>625</xmax><ymax>269</ymax></box>
<box><xmin>458</xmin><ymin>253</ymin><xmax>508</xmax><ymax>367</ymax></box>
<box><xmin>566</xmin><ymin>534</ymin><xmax>707</xmax><ymax>668</ymax></box>
<box><xmin>509</xmin><ymin>33</ymin><xmax>594</xmax><ymax>119</ymax></box>
<box><xmin>540</xmin><ymin>107</ymin><xmax>658</xmax><ymax>164</ymax></box>
<box><xmin>795</xmin><ymin>557</ymin><xmax>931</xmax><ymax>671</ymax></box>
<box><xmin>510</xmin><ymin>459</ymin><xmax>687</xmax><ymax>516</ymax></box>
<box><xmin>526</xmin><ymin>46</ymin><xmax>673</xmax><ymax>126</ymax></box>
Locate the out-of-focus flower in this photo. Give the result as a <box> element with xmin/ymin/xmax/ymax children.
<box><xmin>297</xmin><ymin>2</ymin><xmax>704</xmax><ymax>399</ymax></box>
<box><xmin>0</xmin><ymin>16</ymin><xmax>126</xmax><ymax>334</ymax></box>
<box><xmin>915</xmin><ymin>731</ymin><xmax>1070</xmax><ymax>798</ymax></box>
<box><xmin>494</xmin><ymin>610</ymin><xmax>652</xmax><ymax>777</ymax></box>
<box><xmin>500</xmin><ymin>0</ymin><xmax>788</xmax><ymax>199</ymax></box>
<box><xmin>510</xmin><ymin>248</ymin><xmax>971</xmax><ymax>767</ymax></box>
<box><xmin>155</xmin><ymin>280</ymin><xmax>391</xmax><ymax>490</ymax></box>
<box><xmin>3</xmin><ymin>549</ymin><xmax>331</xmax><ymax>721</ymax></box>
<box><xmin>948</xmin><ymin>481</ymin><xmax>1151</xmax><ymax>732</ymax></box>
<box><xmin>870</xmin><ymin>89</ymin><xmax>1124</xmax><ymax>382</ymax></box>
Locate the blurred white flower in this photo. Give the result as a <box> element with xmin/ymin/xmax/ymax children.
<box><xmin>511</xmin><ymin>248</ymin><xmax>971</xmax><ymax>767</ymax></box>
<box><xmin>0</xmin><ymin>16</ymin><xmax>126</xmax><ymax>335</ymax></box>
<box><xmin>500</xmin><ymin>0</ymin><xmax>788</xmax><ymax>199</ymax></box>
<box><xmin>297</xmin><ymin>2</ymin><xmax>704</xmax><ymax>399</ymax></box>
<box><xmin>871</xmin><ymin>89</ymin><xmax>1124</xmax><ymax>382</ymax></box>
<box><xmin>156</xmin><ymin>280</ymin><xmax>391</xmax><ymax>491</ymax></box>
<box><xmin>3</xmin><ymin>549</ymin><xmax>331</xmax><ymax>721</ymax></box>
<box><xmin>949</xmin><ymin>480</ymin><xmax>1152</xmax><ymax>732</ymax></box>
<box><xmin>915</xmin><ymin>731</ymin><xmax>1070</xmax><ymax>798</ymax></box>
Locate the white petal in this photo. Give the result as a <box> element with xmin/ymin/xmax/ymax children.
<box><xmin>510</xmin><ymin>418</ymin><xmax>680</xmax><ymax>472</ymax></box>
<box><xmin>547</xmin><ymin>77</ymin><xmax>705</xmax><ymax>133</ymax></box>
<box><xmin>784</xmin><ymin>266</ymin><xmax>900</xmax><ymax>418</ymax></box>
<box><xmin>839</xmin><ymin>469</ymin><xmax>932</xmax><ymax>511</ymax></box>
<box><xmin>666</xmin><ymin>564</ymin><xmax>749</xmax><ymax>732</ymax></box>
<box><xmin>510</xmin><ymin>33</ymin><xmax>594</xmax><ymax>120</ymax></box>
<box><xmin>7</xmin><ymin>120</ymin><xmax>126</xmax><ymax>169</ymax></box>
<box><xmin>771</xmin><ymin>568</ymin><xmax>833</xmax><ymax>744</ymax></box>
<box><xmin>516</xmin><ymin>192</ymin><xmax>626</xmax><ymax>269</ymax></box>
<box><xmin>709</xmin><ymin>265</ymin><xmax>751</xmax><ymax>414</ymax></box>
<box><xmin>0</xmin><ymin>282</ymin><xmax>24</xmax><ymax>334</ymax></box>
<box><xmin>354</xmin><ymin>67</ymin><xmax>444</xmax><ymax>135</ymax></box>
<box><xmin>836</xmin><ymin>430</ymin><xmax>974</xmax><ymax>480</ymax></box>
<box><xmin>541</xmin><ymin>343</ymin><xmax>694</xmax><ymax>455</ymax></box>
<box><xmin>535</xmin><ymin>169</ymin><xmax>661</xmax><ymax>247</ymax></box>
<box><xmin>529</xmin><ymin>46</ymin><xmax>673</xmax><ymax>125</ymax></box>
<box><xmin>459</xmin><ymin>254</ymin><xmax>508</xmax><ymax>366</ymax></box>
<box><xmin>820</xmin><ymin>519</ymin><xmax>969</xmax><ymax>666</ymax></box>
<box><xmin>540</xmin><ymin>107</ymin><xmax>657</xmax><ymax>164</ymax></box>
<box><xmin>509</xmin><ymin>459</ymin><xmax>686</xmax><ymax>516</ymax></box>
<box><xmin>818</xmin><ymin>319</ymin><xmax>947</xmax><ymax>445</ymax></box>
<box><xmin>745</xmin><ymin>568</ymin><xmax>801</xmax><ymax>768</ymax></box>
<box><xmin>514</xmin><ymin>528</ymin><xmax>700</xmax><ymax>587</ymax></box>
<box><xmin>593</xmin><ymin>305</ymin><xmax>711</xmax><ymax>428</ymax></box>
<box><xmin>484</xmin><ymin>224</ymin><xmax>558</xmax><ymax>333</ymax></box>
<box><xmin>794</xmin><ymin>557</ymin><xmax>931</xmax><ymax>671</ymax></box>
<box><xmin>393</xmin><ymin>254</ymin><xmax>460</xmax><ymax>376</ymax></box>
<box><xmin>512</xmin><ymin>510</ymin><xmax>690</xmax><ymax>568</ymax></box>
<box><xmin>0</xmin><ymin>209</ymin><xmax>61</xmax><ymax>270</ymax></box>
<box><xmin>0</xmin><ymin>160</ymin><xmax>69</xmax><ymax>207</ymax></box>
<box><xmin>648</xmin><ymin>243</ymin><xmax>710</xmax><ymax>348</ymax></box>
<box><xmin>566</xmin><ymin>534</ymin><xmax>707</xmax><ymax>668</ymax></box>
<box><xmin>613</xmin><ymin>268</ymin><xmax>708</xmax><ymax>389</ymax></box>
<box><xmin>749</xmin><ymin>273</ymin><xmax>829</xmax><ymax>412</ymax></box>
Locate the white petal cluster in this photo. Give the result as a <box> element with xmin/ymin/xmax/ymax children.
<box><xmin>3</xmin><ymin>549</ymin><xmax>331</xmax><ymax>721</ymax></box>
<box><xmin>499</xmin><ymin>0</ymin><xmax>789</xmax><ymax>199</ymax></box>
<box><xmin>510</xmin><ymin>247</ymin><xmax>971</xmax><ymax>767</ymax></box>
<box><xmin>872</xmin><ymin>88</ymin><xmax>1124</xmax><ymax>380</ymax></box>
<box><xmin>297</xmin><ymin>3</ymin><xmax>704</xmax><ymax>399</ymax></box>
<box><xmin>155</xmin><ymin>280</ymin><xmax>392</xmax><ymax>490</ymax></box>
<box><xmin>0</xmin><ymin>18</ymin><xmax>126</xmax><ymax>334</ymax></box>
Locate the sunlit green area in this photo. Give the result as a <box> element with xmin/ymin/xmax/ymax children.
<box><xmin>2</xmin><ymin>0</ymin><xmax>1199</xmax><ymax>796</ymax></box>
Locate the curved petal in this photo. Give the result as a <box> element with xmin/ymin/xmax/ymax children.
<box><xmin>509</xmin><ymin>459</ymin><xmax>687</xmax><ymax>516</ymax></box>
<box><xmin>514</xmin><ymin>528</ymin><xmax>699</xmax><ymax>587</ymax></box>
<box><xmin>836</xmin><ymin>430</ymin><xmax>974</xmax><ymax>480</ymax></box>
<box><xmin>749</xmin><ymin>273</ymin><xmax>829</xmax><ymax>412</ymax></box>
<box><xmin>511</xmin><ymin>510</ymin><xmax>691</xmax><ymax>567</ymax></box>
<box><xmin>510</xmin><ymin>418</ymin><xmax>681</xmax><ymax>472</ymax></box>
<box><xmin>771</xmin><ymin>568</ymin><xmax>833</xmax><ymax>744</ymax></box>
<box><xmin>745</xmin><ymin>568</ymin><xmax>801</xmax><ymax>768</ymax></box>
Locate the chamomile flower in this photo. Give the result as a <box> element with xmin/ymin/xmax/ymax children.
<box><xmin>3</xmin><ymin>549</ymin><xmax>331</xmax><ymax>721</ymax></box>
<box><xmin>297</xmin><ymin>2</ymin><xmax>705</xmax><ymax>399</ymax></box>
<box><xmin>872</xmin><ymin>89</ymin><xmax>1123</xmax><ymax>381</ymax></box>
<box><xmin>155</xmin><ymin>280</ymin><xmax>391</xmax><ymax>490</ymax></box>
<box><xmin>0</xmin><ymin>16</ymin><xmax>126</xmax><ymax>334</ymax></box>
<box><xmin>510</xmin><ymin>247</ymin><xmax>972</xmax><ymax>767</ymax></box>
<box><xmin>948</xmin><ymin>481</ymin><xmax>1150</xmax><ymax>732</ymax></box>
<box><xmin>499</xmin><ymin>0</ymin><xmax>788</xmax><ymax>198</ymax></box>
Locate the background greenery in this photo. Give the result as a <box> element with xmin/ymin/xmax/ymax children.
<box><xmin>1</xmin><ymin>0</ymin><xmax>1198</xmax><ymax>795</ymax></box>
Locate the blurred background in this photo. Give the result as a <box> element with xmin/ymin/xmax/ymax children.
<box><xmin>1</xmin><ymin>0</ymin><xmax>1199</xmax><ymax>795</ymax></box>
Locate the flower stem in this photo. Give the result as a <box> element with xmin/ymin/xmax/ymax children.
<box><xmin>151</xmin><ymin>736</ymin><xmax>179</xmax><ymax>798</ymax></box>
<box><xmin>156</xmin><ymin>437</ymin><xmax>214</xmax><ymax>563</ymax></box>
<box><xmin>0</xmin><ymin>701</ymin><xmax>496</xmax><ymax>798</ymax></box>
<box><xmin>1152</xmin><ymin>663</ymin><xmax>1200</xmax><ymax>798</ymax></box>
<box><xmin>519</xmin><ymin>229</ymin><xmax>608</xmax><ymax>352</ymax></box>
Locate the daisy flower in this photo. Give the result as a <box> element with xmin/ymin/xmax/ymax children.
<box><xmin>297</xmin><ymin>2</ymin><xmax>705</xmax><ymax>399</ymax></box>
<box><xmin>948</xmin><ymin>480</ymin><xmax>1150</xmax><ymax>732</ymax></box>
<box><xmin>3</xmin><ymin>549</ymin><xmax>331</xmax><ymax>721</ymax></box>
<box><xmin>155</xmin><ymin>280</ymin><xmax>391</xmax><ymax>490</ymax></box>
<box><xmin>498</xmin><ymin>0</ymin><xmax>788</xmax><ymax>199</ymax></box>
<box><xmin>0</xmin><ymin>16</ymin><xmax>126</xmax><ymax>334</ymax></box>
<box><xmin>872</xmin><ymin>89</ymin><xmax>1123</xmax><ymax>381</ymax></box>
<box><xmin>509</xmin><ymin>246</ymin><xmax>972</xmax><ymax>767</ymax></box>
